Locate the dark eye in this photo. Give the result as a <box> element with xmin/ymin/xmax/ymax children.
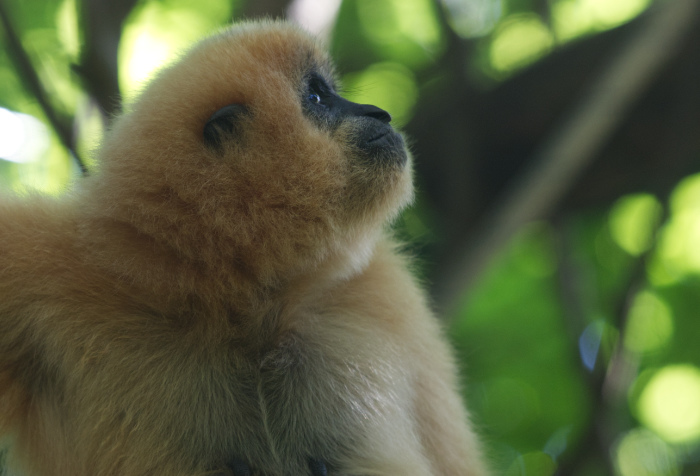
<box><xmin>308</xmin><ymin>92</ymin><xmax>322</xmax><ymax>104</ymax></box>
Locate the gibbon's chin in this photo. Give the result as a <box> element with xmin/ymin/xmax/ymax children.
<box><xmin>356</xmin><ymin>123</ymin><xmax>408</xmax><ymax>168</ymax></box>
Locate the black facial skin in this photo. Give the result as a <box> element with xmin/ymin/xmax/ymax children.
<box><xmin>302</xmin><ymin>72</ymin><xmax>407</xmax><ymax>167</ymax></box>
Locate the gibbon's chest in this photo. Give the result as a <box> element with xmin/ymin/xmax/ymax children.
<box><xmin>66</xmin><ymin>312</ymin><xmax>412</xmax><ymax>474</ymax></box>
<box><xmin>209</xmin><ymin>321</ymin><xmax>410</xmax><ymax>470</ymax></box>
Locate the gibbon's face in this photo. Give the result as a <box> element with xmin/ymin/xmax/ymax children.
<box><xmin>96</xmin><ymin>22</ymin><xmax>413</xmax><ymax>278</ymax></box>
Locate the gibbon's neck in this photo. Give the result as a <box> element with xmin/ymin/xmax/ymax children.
<box><xmin>77</xmin><ymin>182</ymin><xmax>383</xmax><ymax>319</ymax></box>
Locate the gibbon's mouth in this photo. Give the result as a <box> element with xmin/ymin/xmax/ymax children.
<box><xmin>358</xmin><ymin>126</ymin><xmax>407</xmax><ymax>167</ymax></box>
<box><xmin>364</xmin><ymin>125</ymin><xmax>403</xmax><ymax>150</ymax></box>
<box><xmin>367</xmin><ymin>129</ymin><xmax>391</xmax><ymax>144</ymax></box>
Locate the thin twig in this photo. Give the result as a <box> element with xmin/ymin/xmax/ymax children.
<box><xmin>554</xmin><ymin>205</ymin><xmax>668</xmax><ymax>475</ymax></box>
<box><xmin>241</xmin><ymin>0</ymin><xmax>294</xmax><ymax>19</ymax></box>
<box><xmin>435</xmin><ymin>0</ymin><xmax>699</xmax><ymax>312</ymax></box>
<box><xmin>76</xmin><ymin>0</ymin><xmax>139</xmax><ymax>119</ymax></box>
<box><xmin>0</xmin><ymin>0</ymin><xmax>88</xmax><ymax>176</ymax></box>
<box><xmin>553</xmin><ymin>219</ymin><xmax>623</xmax><ymax>476</ymax></box>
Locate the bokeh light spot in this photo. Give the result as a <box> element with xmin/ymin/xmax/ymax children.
<box><xmin>441</xmin><ymin>0</ymin><xmax>502</xmax><ymax>38</ymax></box>
<box><xmin>489</xmin><ymin>14</ymin><xmax>554</xmax><ymax>73</ymax></box>
<box><xmin>552</xmin><ymin>0</ymin><xmax>652</xmax><ymax>41</ymax></box>
<box><xmin>615</xmin><ymin>428</ymin><xmax>679</xmax><ymax>476</ymax></box>
<box><xmin>624</xmin><ymin>290</ymin><xmax>673</xmax><ymax>354</ymax></box>
<box><xmin>649</xmin><ymin>173</ymin><xmax>700</xmax><ymax>285</ymax></box>
<box><xmin>636</xmin><ymin>365</ymin><xmax>700</xmax><ymax>443</ymax></box>
<box><xmin>584</xmin><ymin>0</ymin><xmax>651</xmax><ymax>27</ymax></box>
<box><xmin>0</xmin><ymin>108</ymin><xmax>50</xmax><ymax>164</ymax></box>
<box><xmin>288</xmin><ymin>0</ymin><xmax>342</xmax><ymax>37</ymax></box>
<box><xmin>119</xmin><ymin>0</ymin><xmax>229</xmax><ymax>101</ymax></box>
<box><xmin>342</xmin><ymin>62</ymin><xmax>418</xmax><ymax>126</ymax></box>
<box><xmin>609</xmin><ymin>193</ymin><xmax>662</xmax><ymax>256</ymax></box>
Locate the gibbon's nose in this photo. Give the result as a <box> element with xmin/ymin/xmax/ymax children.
<box><xmin>337</xmin><ymin>97</ymin><xmax>393</xmax><ymax>124</ymax></box>
<box><xmin>355</xmin><ymin>103</ymin><xmax>392</xmax><ymax>124</ymax></box>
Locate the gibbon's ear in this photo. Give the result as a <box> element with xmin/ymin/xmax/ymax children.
<box><xmin>203</xmin><ymin>103</ymin><xmax>250</xmax><ymax>149</ymax></box>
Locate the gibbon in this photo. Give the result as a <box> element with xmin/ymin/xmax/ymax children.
<box><xmin>0</xmin><ymin>21</ymin><xmax>489</xmax><ymax>476</ymax></box>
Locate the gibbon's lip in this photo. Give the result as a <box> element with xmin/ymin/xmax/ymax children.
<box><xmin>367</xmin><ymin>129</ymin><xmax>391</xmax><ymax>144</ymax></box>
<box><xmin>358</xmin><ymin>126</ymin><xmax>407</xmax><ymax>167</ymax></box>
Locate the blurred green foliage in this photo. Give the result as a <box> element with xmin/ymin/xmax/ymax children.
<box><xmin>2</xmin><ymin>1</ymin><xmax>700</xmax><ymax>475</ymax></box>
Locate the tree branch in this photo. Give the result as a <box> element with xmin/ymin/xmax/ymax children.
<box><xmin>0</xmin><ymin>0</ymin><xmax>87</xmax><ymax>175</ymax></box>
<box><xmin>434</xmin><ymin>0</ymin><xmax>700</xmax><ymax>312</ymax></box>
<box><xmin>76</xmin><ymin>0</ymin><xmax>139</xmax><ymax>119</ymax></box>
<box><xmin>241</xmin><ymin>0</ymin><xmax>294</xmax><ymax>19</ymax></box>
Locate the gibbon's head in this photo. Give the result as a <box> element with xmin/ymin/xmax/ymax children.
<box><xmin>90</xmin><ymin>21</ymin><xmax>413</xmax><ymax>284</ymax></box>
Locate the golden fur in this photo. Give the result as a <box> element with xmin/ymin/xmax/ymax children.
<box><xmin>0</xmin><ymin>21</ymin><xmax>488</xmax><ymax>476</ymax></box>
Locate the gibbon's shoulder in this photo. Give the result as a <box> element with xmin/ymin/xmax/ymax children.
<box><xmin>0</xmin><ymin>193</ymin><xmax>78</xmax><ymax>261</ymax></box>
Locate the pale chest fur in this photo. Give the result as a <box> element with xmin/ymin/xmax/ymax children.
<box><xmin>43</xmin><ymin>302</ymin><xmax>429</xmax><ymax>476</ymax></box>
